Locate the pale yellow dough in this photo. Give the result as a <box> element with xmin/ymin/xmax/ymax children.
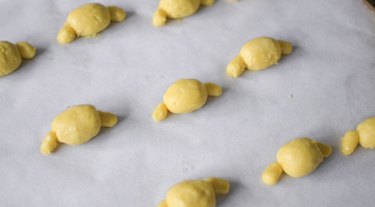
<box><xmin>262</xmin><ymin>138</ymin><xmax>332</xmax><ymax>185</ymax></box>
<box><xmin>152</xmin><ymin>79</ymin><xmax>222</xmax><ymax>122</ymax></box>
<box><xmin>0</xmin><ymin>41</ymin><xmax>36</xmax><ymax>77</ymax></box>
<box><xmin>153</xmin><ymin>0</ymin><xmax>215</xmax><ymax>27</ymax></box>
<box><xmin>57</xmin><ymin>3</ymin><xmax>126</xmax><ymax>44</ymax></box>
<box><xmin>226</xmin><ymin>37</ymin><xmax>293</xmax><ymax>78</ymax></box>
<box><xmin>341</xmin><ymin>117</ymin><xmax>375</xmax><ymax>155</ymax></box>
<box><xmin>40</xmin><ymin>104</ymin><xmax>118</xmax><ymax>155</ymax></box>
<box><xmin>157</xmin><ymin>177</ymin><xmax>230</xmax><ymax>207</ymax></box>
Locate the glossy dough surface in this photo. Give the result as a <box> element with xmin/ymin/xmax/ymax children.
<box><xmin>51</xmin><ymin>105</ymin><xmax>101</xmax><ymax>145</ymax></box>
<box><xmin>163</xmin><ymin>79</ymin><xmax>208</xmax><ymax>114</ymax></box>
<box><xmin>276</xmin><ymin>138</ymin><xmax>325</xmax><ymax>178</ymax></box>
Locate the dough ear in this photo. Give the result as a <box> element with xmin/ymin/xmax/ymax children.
<box><xmin>316</xmin><ymin>142</ymin><xmax>332</xmax><ymax>158</ymax></box>
<box><xmin>205</xmin><ymin>177</ymin><xmax>230</xmax><ymax>194</ymax></box>
<box><xmin>262</xmin><ymin>162</ymin><xmax>283</xmax><ymax>186</ymax></box>
<box><xmin>153</xmin><ymin>103</ymin><xmax>169</xmax><ymax>122</ymax></box>
<box><xmin>16</xmin><ymin>42</ymin><xmax>36</xmax><ymax>59</ymax></box>
<box><xmin>40</xmin><ymin>131</ymin><xmax>59</xmax><ymax>155</ymax></box>
<box><xmin>226</xmin><ymin>55</ymin><xmax>247</xmax><ymax>78</ymax></box>
<box><xmin>278</xmin><ymin>40</ymin><xmax>293</xmax><ymax>55</ymax></box>
<box><xmin>108</xmin><ymin>6</ymin><xmax>127</xmax><ymax>22</ymax></box>
<box><xmin>57</xmin><ymin>24</ymin><xmax>77</xmax><ymax>44</ymax></box>
<box><xmin>153</xmin><ymin>8</ymin><xmax>167</xmax><ymax>27</ymax></box>
<box><xmin>157</xmin><ymin>200</ymin><xmax>168</xmax><ymax>207</ymax></box>
<box><xmin>200</xmin><ymin>0</ymin><xmax>216</xmax><ymax>6</ymax></box>
<box><xmin>204</xmin><ymin>83</ymin><xmax>222</xmax><ymax>97</ymax></box>
<box><xmin>341</xmin><ymin>130</ymin><xmax>359</xmax><ymax>155</ymax></box>
<box><xmin>99</xmin><ymin>111</ymin><xmax>118</xmax><ymax>127</ymax></box>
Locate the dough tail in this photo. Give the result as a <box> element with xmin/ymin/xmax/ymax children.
<box><xmin>204</xmin><ymin>83</ymin><xmax>222</xmax><ymax>97</ymax></box>
<box><xmin>341</xmin><ymin>130</ymin><xmax>359</xmax><ymax>155</ymax></box>
<box><xmin>201</xmin><ymin>0</ymin><xmax>216</xmax><ymax>6</ymax></box>
<box><xmin>107</xmin><ymin>6</ymin><xmax>127</xmax><ymax>22</ymax></box>
<box><xmin>205</xmin><ymin>177</ymin><xmax>230</xmax><ymax>194</ymax></box>
<box><xmin>278</xmin><ymin>40</ymin><xmax>293</xmax><ymax>55</ymax></box>
<box><xmin>40</xmin><ymin>131</ymin><xmax>59</xmax><ymax>155</ymax></box>
<box><xmin>153</xmin><ymin>8</ymin><xmax>167</xmax><ymax>27</ymax></box>
<box><xmin>226</xmin><ymin>55</ymin><xmax>246</xmax><ymax>78</ymax></box>
<box><xmin>99</xmin><ymin>111</ymin><xmax>118</xmax><ymax>127</ymax></box>
<box><xmin>57</xmin><ymin>24</ymin><xmax>77</xmax><ymax>44</ymax></box>
<box><xmin>153</xmin><ymin>103</ymin><xmax>169</xmax><ymax>122</ymax></box>
<box><xmin>16</xmin><ymin>42</ymin><xmax>36</xmax><ymax>59</ymax></box>
<box><xmin>262</xmin><ymin>162</ymin><xmax>283</xmax><ymax>186</ymax></box>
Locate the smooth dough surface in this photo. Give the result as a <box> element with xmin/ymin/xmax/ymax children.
<box><xmin>159</xmin><ymin>0</ymin><xmax>201</xmax><ymax>18</ymax></box>
<box><xmin>51</xmin><ymin>105</ymin><xmax>101</xmax><ymax>145</ymax></box>
<box><xmin>163</xmin><ymin>79</ymin><xmax>208</xmax><ymax>114</ymax></box>
<box><xmin>67</xmin><ymin>3</ymin><xmax>111</xmax><ymax>37</ymax></box>
<box><xmin>357</xmin><ymin>117</ymin><xmax>375</xmax><ymax>149</ymax></box>
<box><xmin>276</xmin><ymin>138</ymin><xmax>324</xmax><ymax>178</ymax></box>
<box><xmin>240</xmin><ymin>37</ymin><xmax>282</xmax><ymax>71</ymax></box>
<box><xmin>166</xmin><ymin>180</ymin><xmax>216</xmax><ymax>207</ymax></box>
<box><xmin>0</xmin><ymin>41</ymin><xmax>22</xmax><ymax>76</ymax></box>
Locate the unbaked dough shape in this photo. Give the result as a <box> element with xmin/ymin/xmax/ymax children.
<box><xmin>153</xmin><ymin>0</ymin><xmax>215</xmax><ymax>27</ymax></box>
<box><xmin>0</xmin><ymin>41</ymin><xmax>36</xmax><ymax>77</ymax></box>
<box><xmin>262</xmin><ymin>137</ymin><xmax>332</xmax><ymax>186</ymax></box>
<box><xmin>57</xmin><ymin>3</ymin><xmax>126</xmax><ymax>44</ymax></box>
<box><xmin>40</xmin><ymin>104</ymin><xmax>118</xmax><ymax>155</ymax></box>
<box><xmin>226</xmin><ymin>37</ymin><xmax>293</xmax><ymax>78</ymax></box>
<box><xmin>341</xmin><ymin>117</ymin><xmax>375</xmax><ymax>155</ymax></box>
<box><xmin>157</xmin><ymin>177</ymin><xmax>230</xmax><ymax>207</ymax></box>
<box><xmin>152</xmin><ymin>79</ymin><xmax>222</xmax><ymax>122</ymax></box>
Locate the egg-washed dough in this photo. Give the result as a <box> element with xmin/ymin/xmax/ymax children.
<box><xmin>153</xmin><ymin>0</ymin><xmax>215</xmax><ymax>27</ymax></box>
<box><xmin>0</xmin><ymin>41</ymin><xmax>36</xmax><ymax>77</ymax></box>
<box><xmin>157</xmin><ymin>177</ymin><xmax>230</xmax><ymax>207</ymax></box>
<box><xmin>152</xmin><ymin>79</ymin><xmax>222</xmax><ymax>122</ymax></box>
<box><xmin>57</xmin><ymin>3</ymin><xmax>126</xmax><ymax>44</ymax></box>
<box><xmin>226</xmin><ymin>37</ymin><xmax>293</xmax><ymax>78</ymax></box>
<box><xmin>40</xmin><ymin>104</ymin><xmax>118</xmax><ymax>155</ymax></box>
<box><xmin>341</xmin><ymin>117</ymin><xmax>375</xmax><ymax>155</ymax></box>
<box><xmin>262</xmin><ymin>138</ymin><xmax>332</xmax><ymax>185</ymax></box>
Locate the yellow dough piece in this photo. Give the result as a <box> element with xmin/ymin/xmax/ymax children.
<box><xmin>153</xmin><ymin>0</ymin><xmax>216</xmax><ymax>27</ymax></box>
<box><xmin>157</xmin><ymin>177</ymin><xmax>230</xmax><ymax>207</ymax></box>
<box><xmin>262</xmin><ymin>138</ymin><xmax>332</xmax><ymax>185</ymax></box>
<box><xmin>40</xmin><ymin>104</ymin><xmax>118</xmax><ymax>155</ymax></box>
<box><xmin>226</xmin><ymin>37</ymin><xmax>293</xmax><ymax>78</ymax></box>
<box><xmin>152</xmin><ymin>79</ymin><xmax>222</xmax><ymax>122</ymax></box>
<box><xmin>57</xmin><ymin>3</ymin><xmax>126</xmax><ymax>44</ymax></box>
<box><xmin>0</xmin><ymin>41</ymin><xmax>36</xmax><ymax>77</ymax></box>
<box><xmin>341</xmin><ymin>117</ymin><xmax>375</xmax><ymax>155</ymax></box>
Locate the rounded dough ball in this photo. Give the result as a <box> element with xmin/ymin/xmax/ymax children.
<box><xmin>51</xmin><ymin>105</ymin><xmax>101</xmax><ymax>145</ymax></box>
<box><xmin>159</xmin><ymin>0</ymin><xmax>201</xmax><ymax>18</ymax></box>
<box><xmin>166</xmin><ymin>180</ymin><xmax>216</xmax><ymax>207</ymax></box>
<box><xmin>357</xmin><ymin>117</ymin><xmax>375</xmax><ymax>149</ymax></box>
<box><xmin>0</xmin><ymin>41</ymin><xmax>22</xmax><ymax>77</ymax></box>
<box><xmin>276</xmin><ymin>138</ymin><xmax>324</xmax><ymax>178</ymax></box>
<box><xmin>163</xmin><ymin>79</ymin><xmax>208</xmax><ymax>114</ymax></box>
<box><xmin>67</xmin><ymin>3</ymin><xmax>111</xmax><ymax>36</ymax></box>
<box><xmin>240</xmin><ymin>37</ymin><xmax>282</xmax><ymax>71</ymax></box>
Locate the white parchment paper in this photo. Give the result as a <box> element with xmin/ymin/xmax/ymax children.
<box><xmin>1</xmin><ymin>0</ymin><xmax>375</xmax><ymax>206</ymax></box>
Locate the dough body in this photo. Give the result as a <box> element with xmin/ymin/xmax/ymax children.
<box><xmin>166</xmin><ymin>180</ymin><xmax>216</xmax><ymax>207</ymax></box>
<box><xmin>276</xmin><ymin>138</ymin><xmax>324</xmax><ymax>178</ymax></box>
<box><xmin>159</xmin><ymin>0</ymin><xmax>201</xmax><ymax>18</ymax></box>
<box><xmin>51</xmin><ymin>105</ymin><xmax>101</xmax><ymax>145</ymax></box>
<box><xmin>0</xmin><ymin>41</ymin><xmax>22</xmax><ymax>76</ymax></box>
<box><xmin>357</xmin><ymin>117</ymin><xmax>375</xmax><ymax>149</ymax></box>
<box><xmin>240</xmin><ymin>37</ymin><xmax>282</xmax><ymax>71</ymax></box>
<box><xmin>163</xmin><ymin>79</ymin><xmax>208</xmax><ymax>114</ymax></box>
<box><xmin>67</xmin><ymin>3</ymin><xmax>111</xmax><ymax>37</ymax></box>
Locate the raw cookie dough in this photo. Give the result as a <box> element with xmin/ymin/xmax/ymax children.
<box><xmin>152</xmin><ymin>79</ymin><xmax>222</xmax><ymax>122</ymax></box>
<box><xmin>0</xmin><ymin>41</ymin><xmax>36</xmax><ymax>77</ymax></box>
<box><xmin>341</xmin><ymin>117</ymin><xmax>375</xmax><ymax>155</ymax></box>
<box><xmin>153</xmin><ymin>0</ymin><xmax>215</xmax><ymax>27</ymax></box>
<box><xmin>40</xmin><ymin>104</ymin><xmax>118</xmax><ymax>155</ymax></box>
<box><xmin>157</xmin><ymin>177</ymin><xmax>230</xmax><ymax>207</ymax></box>
<box><xmin>226</xmin><ymin>37</ymin><xmax>293</xmax><ymax>78</ymax></box>
<box><xmin>57</xmin><ymin>3</ymin><xmax>126</xmax><ymax>44</ymax></box>
<box><xmin>262</xmin><ymin>137</ymin><xmax>332</xmax><ymax>185</ymax></box>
